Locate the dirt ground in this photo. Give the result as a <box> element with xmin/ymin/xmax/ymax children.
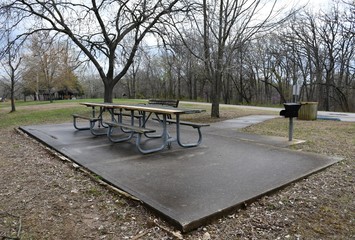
<box><xmin>0</xmin><ymin>107</ymin><xmax>354</xmax><ymax>239</ymax></box>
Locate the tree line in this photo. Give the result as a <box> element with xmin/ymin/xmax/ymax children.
<box><xmin>1</xmin><ymin>0</ymin><xmax>354</xmax><ymax>115</ymax></box>
<box><xmin>115</xmin><ymin>1</ymin><xmax>354</xmax><ymax>113</ymax></box>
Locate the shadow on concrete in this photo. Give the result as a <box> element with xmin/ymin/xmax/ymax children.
<box><xmin>20</xmin><ymin>118</ymin><xmax>340</xmax><ymax>232</ymax></box>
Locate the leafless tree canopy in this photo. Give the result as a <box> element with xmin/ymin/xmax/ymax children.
<box><xmin>1</xmin><ymin>0</ymin><xmax>354</xmax><ymax>113</ymax></box>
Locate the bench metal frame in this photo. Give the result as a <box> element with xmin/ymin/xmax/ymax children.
<box><xmin>153</xmin><ymin>115</ymin><xmax>210</xmax><ymax>148</ymax></box>
<box><xmin>72</xmin><ymin>104</ymin><xmax>117</xmax><ymax>136</ymax></box>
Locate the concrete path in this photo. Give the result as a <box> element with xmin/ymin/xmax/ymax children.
<box><xmin>20</xmin><ymin>117</ymin><xmax>341</xmax><ymax>232</ymax></box>
<box><xmin>209</xmin><ymin>115</ymin><xmax>277</xmax><ymax>129</ymax></box>
<box><xmin>181</xmin><ymin>101</ymin><xmax>355</xmax><ymax>122</ymax></box>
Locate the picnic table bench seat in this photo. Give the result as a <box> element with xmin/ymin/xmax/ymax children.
<box><xmin>113</xmin><ymin>111</ymin><xmax>144</xmax><ymax>126</ymax></box>
<box><xmin>114</xmin><ymin>112</ymin><xmax>143</xmax><ymax>119</ymax></box>
<box><xmin>153</xmin><ymin>118</ymin><xmax>210</xmax><ymax>129</ymax></box>
<box><xmin>165</xmin><ymin>119</ymin><xmax>210</xmax><ymax>128</ymax></box>
<box><xmin>105</xmin><ymin>121</ymin><xmax>167</xmax><ymax>154</ymax></box>
<box><xmin>153</xmin><ymin>118</ymin><xmax>209</xmax><ymax>148</ymax></box>
<box><xmin>72</xmin><ymin>114</ymin><xmax>108</xmax><ymax>136</ymax></box>
<box><xmin>104</xmin><ymin>121</ymin><xmax>156</xmax><ymax>135</ymax></box>
<box><xmin>72</xmin><ymin>113</ymin><xmax>100</xmax><ymax>122</ymax></box>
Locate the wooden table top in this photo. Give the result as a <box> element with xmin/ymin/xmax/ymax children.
<box><xmin>80</xmin><ymin>102</ymin><xmax>205</xmax><ymax>115</ymax></box>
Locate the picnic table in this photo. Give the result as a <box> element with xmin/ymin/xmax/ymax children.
<box><xmin>73</xmin><ymin>102</ymin><xmax>209</xmax><ymax>154</ymax></box>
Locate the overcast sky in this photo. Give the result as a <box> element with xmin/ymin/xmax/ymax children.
<box><xmin>293</xmin><ymin>0</ymin><xmax>334</xmax><ymax>11</ymax></box>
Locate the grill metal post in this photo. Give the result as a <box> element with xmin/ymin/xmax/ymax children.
<box><xmin>289</xmin><ymin>117</ymin><xmax>294</xmax><ymax>141</ymax></box>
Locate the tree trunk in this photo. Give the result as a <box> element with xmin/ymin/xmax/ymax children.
<box><xmin>211</xmin><ymin>95</ymin><xmax>220</xmax><ymax>118</ymax></box>
<box><xmin>177</xmin><ymin>68</ymin><xmax>181</xmax><ymax>99</ymax></box>
<box><xmin>104</xmin><ymin>81</ymin><xmax>114</xmax><ymax>103</ymax></box>
<box><xmin>10</xmin><ymin>80</ymin><xmax>16</xmax><ymax>112</ymax></box>
<box><xmin>211</xmin><ymin>72</ymin><xmax>221</xmax><ymax>118</ymax></box>
<box><xmin>10</xmin><ymin>97</ymin><xmax>16</xmax><ymax>112</ymax></box>
<box><xmin>193</xmin><ymin>74</ymin><xmax>197</xmax><ymax>100</ymax></box>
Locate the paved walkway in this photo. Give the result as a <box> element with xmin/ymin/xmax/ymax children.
<box><xmin>181</xmin><ymin>101</ymin><xmax>355</xmax><ymax>122</ymax></box>
<box><xmin>20</xmin><ymin>117</ymin><xmax>341</xmax><ymax>232</ymax></box>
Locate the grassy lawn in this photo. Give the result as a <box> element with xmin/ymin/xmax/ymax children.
<box><xmin>0</xmin><ymin>99</ymin><xmax>146</xmax><ymax>129</ymax></box>
<box><xmin>243</xmin><ymin>118</ymin><xmax>355</xmax><ymax>158</ymax></box>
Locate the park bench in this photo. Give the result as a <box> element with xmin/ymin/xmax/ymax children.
<box><xmin>148</xmin><ymin>99</ymin><xmax>179</xmax><ymax>108</ymax></box>
<box><xmin>147</xmin><ymin>99</ymin><xmax>179</xmax><ymax>119</ymax></box>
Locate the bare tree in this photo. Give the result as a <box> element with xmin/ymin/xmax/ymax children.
<box><xmin>318</xmin><ymin>3</ymin><xmax>355</xmax><ymax>111</ymax></box>
<box><xmin>0</xmin><ymin>13</ymin><xmax>22</xmax><ymax>112</ymax></box>
<box><xmin>0</xmin><ymin>47</ymin><xmax>22</xmax><ymax>112</ymax></box>
<box><xmin>1</xmin><ymin>0</ymin><xmax>190</xmax><ymax>103</ymax></box>
<box><xmin>201</xmin><ymin>0</ymin><xmax>293</xmax><ymax>117</ymax></box>
<box><xmin>285</xmin><ymin>5</ymin><xmax>355</xmax><ymax>111</ymax></box>
<box><xmin>21</xmin><ymin>33</ymin><xmax>82</xmax><ymax>101</ymax></box>
<box><xmin>167</xmin><ymin>0</ymin><xmax>292</xmax><ymax>117</ymax></box>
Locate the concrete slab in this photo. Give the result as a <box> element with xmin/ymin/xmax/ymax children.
<box><xmin>20</xmin><ymin>120</ymin><xmax>340</xmax><ymax>232</ymax></box>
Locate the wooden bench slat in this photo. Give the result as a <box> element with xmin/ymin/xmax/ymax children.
<box><xmin>153</xmin><ymin>118</ymin><xmax>209</xmax><ymax>128</ymax></box>
<box><xmin>167</xmin><ymin>119</ymin><xmax>210</xmax><ymax>128</ymax></box>
<box><xmin>113</xmin><ymin>112</ymin><xmax>143</xmax><ymax>118</ymax></box>
<box><xmin>72</xmin><ymin>114</ymin><xmax>100</xmax><ymax>121</ymax></box>
<box><xmin>104</xmin><ymin>121</ymin><xmax>156</xmax><ymax>134</ymax></box>
<box><xmin>148</xmin><ymin>99</ymin><xmax>179</xmax><ymax>108</ymax></box>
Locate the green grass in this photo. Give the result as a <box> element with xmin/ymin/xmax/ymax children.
<box><xmin>242</xmin><ymin>118</ymin><xmax>355</xmax><ymax>158</ymax></box>
<box><xmin>1</xmin><ymin>98</ymin><xmax>147</xmax><ymax>108</ymax></box>
<box><xmin>0</xmin><ymin>107</ymin><xmax>80</xmax><ymax>128</ymax></box>
<box><xmin>0</xmin><ymin>98</ymin><xmax>147</xmax><ymax>129</ymax></box>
